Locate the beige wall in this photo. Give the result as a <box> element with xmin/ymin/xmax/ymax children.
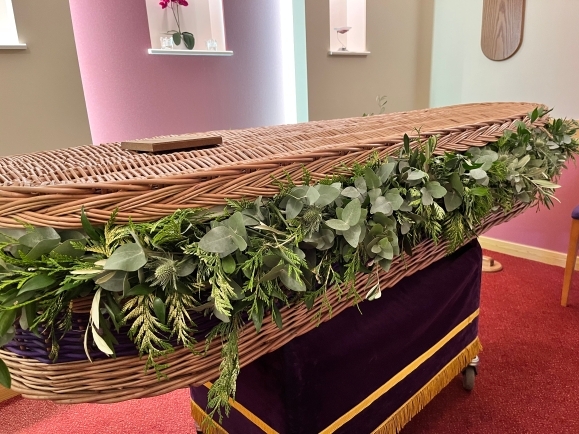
<box><xmin>306</xmin><ymin>0</ymin><xmax>434</xmax><ymax>121</ymax></box>
<box><xmin>0</xmin><ymin>0</ymin><xmax>91</xmax><ymax>156</ymax></box>
<box><xmin>430</xmin><ymin>0</ymin><xmax>579</xmax><ymax>254</ymax></box>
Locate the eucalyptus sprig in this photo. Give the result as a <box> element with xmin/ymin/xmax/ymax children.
<box><xmin>0</xmin><ymin>110</ymin><xmax>576</xmax><ymax>422</ymax></box>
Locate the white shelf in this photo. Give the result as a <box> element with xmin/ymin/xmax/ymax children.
<box><xmin>145</xmin><ymin>0</ymin><xmax>229</xmax><ymax>53</ymax></box>
<box><xmin>148</xmin><ymin>49</ymin><xmax>233</xmax><ymax>56</ymax></box>
<box><xmin>329</xmin><ymin>0</ymin><xmax>367</xmax><ymax>53</ymax></box>
<box><xmin>328</xmin><ymin>50</ymin><xmax>369</xmax><ymax>56</ymax></box>
<box><xmin>0</xmin><ymin>43</ymin><xmax>26</xmax><ymax>49</ymax></box>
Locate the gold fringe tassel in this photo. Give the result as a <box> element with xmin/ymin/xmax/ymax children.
<box><xmin>371</xmin><ymin>337</ymin><xmax>483</xmax><ymax>434</ymax></box>
<box><xmin>191</xmin><ymin>387</ymin><xmax>280</xmax><ymax>434</ymax></box>
<box><xmin>191</xmin><ymin>400</ymin><xmax>228</xmax><ymax>434</ymax></box>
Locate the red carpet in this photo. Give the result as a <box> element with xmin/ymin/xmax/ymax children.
<box><xmin>1</xmin><ymin>249</ymin><xmax>578</xmax><ymax>433</ymax></box>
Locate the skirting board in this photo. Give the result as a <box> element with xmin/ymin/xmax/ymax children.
<box><xmin>0</xmin><ymin>386</ymin><xmax>19</xmax><ymax>402</ymax></box>
<box><xmin>479</xmin><ymin>236</ymin><xmax>579</xmax><ymax>271</ymax></box>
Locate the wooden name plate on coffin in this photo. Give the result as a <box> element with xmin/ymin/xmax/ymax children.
<box><xmin>121</xmin><ymin>135</ymin><xmax>222</xmax><ymax>153</ymax></box>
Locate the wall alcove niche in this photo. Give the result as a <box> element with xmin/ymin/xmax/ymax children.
<box><xmin>0</xmin><ymin>0</ymin><xmax>26</xmax><ymax>49</ymax></box>
<box><xmin>328</xmin><ymin>0</ymin><xmax>368</xmax><ymax>56</ymax></box>
<box><xmin>145</xmin><ymin>0</ymin><xmax>232</xmax><ymax>56</ymax></box>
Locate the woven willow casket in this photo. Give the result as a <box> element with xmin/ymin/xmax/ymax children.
<box><xmin>0</xmin><ymin>102</ymin><xmax>544</xmax><ymax>404</ymax></box>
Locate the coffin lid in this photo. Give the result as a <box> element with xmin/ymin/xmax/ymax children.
<box><xmin>0</xmin><ymin>102</ymin><xmax>545</xmax><ymax>228</ymax></box>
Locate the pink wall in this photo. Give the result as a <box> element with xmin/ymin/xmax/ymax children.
<box><xmin>69</xmin><ymin>0</ymin><xmax>286</xmax><ymax>145</ymax></box>
<box><xmin>485</xmin><ymin>163</ymin><xmax>579</xmax><ymax>254</ymax></box>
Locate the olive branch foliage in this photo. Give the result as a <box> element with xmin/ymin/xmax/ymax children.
<box><xmin>0</xmin><ymin>108</ymin><xmax>577</xmax><ymax>423</ymax></box>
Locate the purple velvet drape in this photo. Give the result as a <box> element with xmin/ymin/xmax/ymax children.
<box><xmin>191</xmin><ymin>240</ymin><xmax>482</xmax><ymax>433</ymax></box>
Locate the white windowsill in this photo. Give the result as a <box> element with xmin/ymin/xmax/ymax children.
<box><xmin>0</xmin><ymin>43</ymin><xmax>26</xmax><ymax>49</ymax></box>
<box><xmin>328</xmin><ymin>50</ymin><xmax>370</xmax><ymax>56</ymax></box>
<box><xmin>148</xmin><ymin>49</ymin><xmax>233</xmax><ymax>56</ymax></box>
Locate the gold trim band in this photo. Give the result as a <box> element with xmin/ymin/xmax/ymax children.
<box><xmin>371</xmin><ymin>337</ymin><xmax>482</xmax><ymax>434</ymax></box>
<box><xmin>320</xmin><ymin>308</ymin><xmax>480</xmax><ymax>433</ymax></box>
<box><xmin>193</xmin><ymin>308</ymin><xmax>480</xmax><ymax>434</ymax></box>
<box><xmin>195</xmin><ymin>382</ymin><xmax>279</xmax><ymax>434</ymax></box>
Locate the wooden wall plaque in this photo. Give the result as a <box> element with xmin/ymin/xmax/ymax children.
<box><xmin>481</xmin><ymin>0</ymin><xmax>525</xmax><ymax>61</ymax></box>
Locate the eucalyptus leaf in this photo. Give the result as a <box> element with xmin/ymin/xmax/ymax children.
<box><xmin>199</xmin><ymin>226</ymin><xmax>242</xmax><ymax>256</ymax></box>
<box><xmin>19</xmin><ymin>227</ymin><xmax>61</xmax><ymax>260</ymax></box>
<box><xmin>426</xmin><ymin>181</ymin><xmax>447</xmax><ymax>199</ymax></box>
<box><xmin>176</xmin><ymin>258</ymin><xmax>197</xmax><ymax>277</ymax></box>
<box><xmin>223</xmin><ymin>212</ymin><xmax>248</xmax><ymax>242</ymax></box>
<box><xmin>325</xmin><ymin>219</ymin><xmax>350</xmax><ymax>231</ymax></box>
<box><xmin>354</xmin><ymin>177</ymin><xmax>367</xmax><ymax>193</ymax></box>
<box><xmin>341</xmin><ymin>186</ymin><xmax>361</xmax><ymax>198</ymax></box>
<box><xmin>104</xmin><ymin>243</ymin><xmax>147</xmax><ymax>272</ymax></box>
<box><xmin>342</xmin><ymin>199</ymin><xmax>362</xmax><ymax>226</ymax></box>
<box><xmin>343</xmin><ymin>224</ymin><xmax>362</xmax><ymax>248</ymax></box>
<box><xmin>368</xmin><ymin>188</ymin><xmax>382</xmax><ymax>204</ymax></box>
<box><xmin>407</xmin><ymin>170</ymin><xmax>427</xmax><ymax>181</ymax></box>
<box><xmin>314</xmin><ymin>184</ymin><xmax>341</xmax><ymax>207</ymax></box>
<box><xmin>370</xmin><ymin>197</ymin><xmax>393</xmax><ymax>215</ymax></box>
<box><xmin>384</xmin><ymin>190</ymin><xmax>404</xmax><ymax>210</ymax></box>
<box><xmin>286</xmin><ymin>197</ymin><xmax>304</xmax><ymax>220</ymax></box>
<box><xmin>444</xmin><ymin>190</ymin><xmax>463</xmax><ymax>212</ymax></box>
<box><xmin>363</xmin><ymin>167</ymin><xmax>381</xmax><ymax>189</ymax></box>
<box><xmin>259</xmin><ymin>264</ymin><xmax>285</xmax><ymax>283</ymax></box>
<box><xmin>469</xmin><ymin>168</ymin><xmax>487</xmax><ymax>180</ymax></box>
<box><xmin>98</xmin><ymin>271</ymin><xmax>129</xmax><ymax>293</ymax></box>
<box><xmin>59</xmin><ymin>230</ymin><xmax>86</xmax><ymax>241</ymax></box>
<box><xmin>279</xmin><ymin>268</ymin><xmax>306</xmax><ymax>292</ymax></box>
<box><xmin>377</xmin><ymin>162</ymin><xmax>396</xmax><ymax>182</ymax></box>
<box><xmin>517</xmin><ymin>191</ymin><xmax>531</xmax><ymax>203</ymax></box>
<box><xmin>378</xmin><ymin>239</ymin><xmax>394</xmax><ymax>260</ymax></box>
<box><xmin>378</xmin><ymin>258</ymin><xmax>392</xmax><ymax>272</ymax></box>
<box><xmin>290</xmin><ymin>186</ymin><xmax>319</xmax><ymax>206</ymax></box>
<box><xmin>420</xmin><ymin>188</ymin><xmax>434</xmax><ymax>206</ymax></box>
<box><xmin>305</xmin><ymin>186</ymin><xmax>321</xmax><ymax>206</ymax></box>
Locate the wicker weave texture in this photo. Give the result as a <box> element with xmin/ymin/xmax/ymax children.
<box><xmin>0</xmin><ymin>203</ymin><xmax>527</xmax><ymax>404</ymax></box>
<box><xmin>0</xmin><ymin>102</ymin><xmax>545</xmax><ymax>228</ymax></box>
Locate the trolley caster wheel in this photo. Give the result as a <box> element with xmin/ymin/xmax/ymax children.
<box><xmin>462</xmin><ymin>366</ymin><xmax>476</xmax><ymax>391</ymax></box>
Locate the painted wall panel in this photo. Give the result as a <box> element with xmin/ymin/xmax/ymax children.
<box><xmin>431</xmin><ymin>0</ymin><xmax>579</xmax><ymax>253</ymax></box>
<box><xmin>306</xmin><ymin>0</ymin><xmax>434</xmax><ymax>121</ymax></box>
<box><xmin>0</xmin><ymin>1</ymin><xmax>91</xmax><ymax>155</ymax></box>
<box><xmin>69</xmin><ymin>0</ymin><xmax>287</xmax><ymax>145</ymax></box>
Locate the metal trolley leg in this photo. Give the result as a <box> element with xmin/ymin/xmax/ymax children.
<box><xmin>462</xmin><ymin>355</ymin><xmax>479</xmax><ymax>391</ymax></box>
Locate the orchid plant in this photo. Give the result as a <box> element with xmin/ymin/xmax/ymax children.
<box><xmin>160</xmin><ymin>0</ymin><xmax>195</xmax><ymax>50</ymax></box>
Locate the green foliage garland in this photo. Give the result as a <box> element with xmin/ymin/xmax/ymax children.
<box><xmin>0</xmin><ymin>109</ymin><xmax>577</xmax><ymax>422</ymax></box>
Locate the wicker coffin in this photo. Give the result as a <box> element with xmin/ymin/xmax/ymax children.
<box><xmin>0</xmin><ymin>102</ymin><xmax>544</xmax><ymax>403</ymax></box>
